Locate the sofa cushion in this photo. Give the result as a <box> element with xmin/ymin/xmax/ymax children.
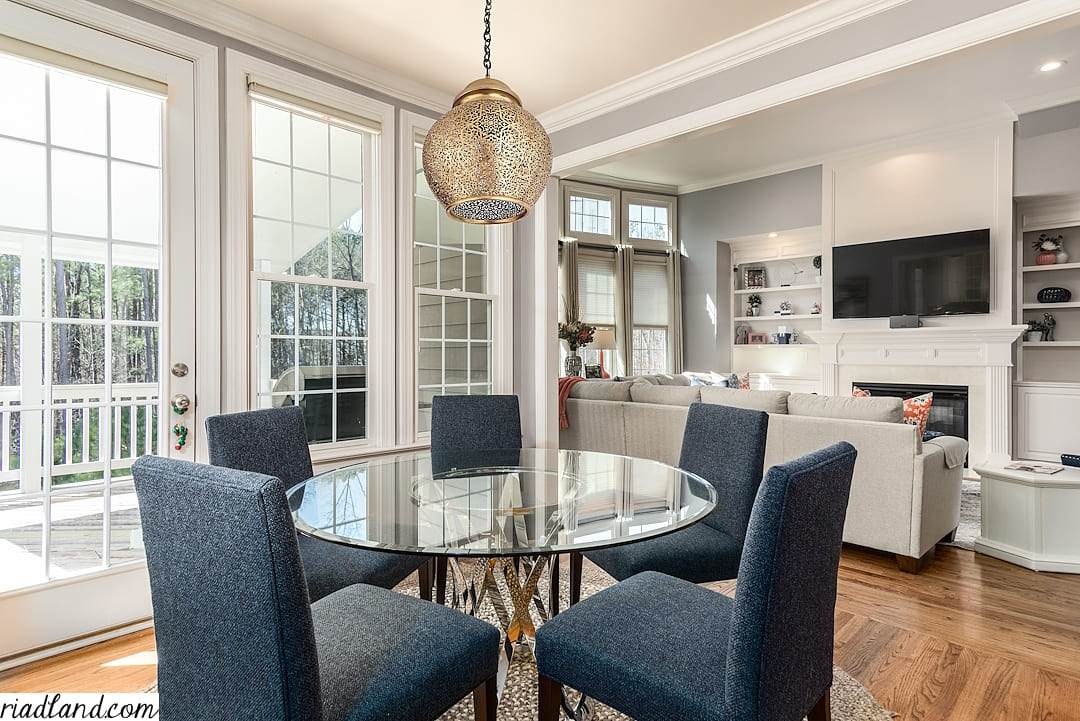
<box><xmin>629</xmin><ymin>384</ymin><xmax>701</xmax><ymax>406</ymax></box>
<box><xmin>567</xmin><ymin>380</ymin><xmax>636</xmax><ymax>402</ymax></box>
<box><xmin>615</xmin><ymin>374</ymin><xmax>659</xmax><ymax>385</ymax></box>
<box><xmin>653</xmin><ymin>374</ymin><xmax>692</xmax><ymax>386</ymax></box>
<box><xmin>699</xmin><ymin>386</ymin><xmax>789</xmax><ymax>414</ymax></box>
<box><xmin>787</xmin><ymin>393</ymin><xmax>903</xmax><ymax>423</ymax></box>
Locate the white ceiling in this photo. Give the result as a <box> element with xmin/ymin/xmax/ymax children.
<box><xmin>584</xmin><ymin>16</ymin><xmax>1080</xmax><ymax>191</ymax></box>
<box><xmin>209</xmin><ymin>0</ymin><xmax>817</xmax><ymax>114</ymax></box>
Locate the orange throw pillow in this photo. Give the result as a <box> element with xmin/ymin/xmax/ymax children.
<box><xmin>738</xmin><ymin>371</ymin><xmax>751</xmax><ymax>390</ymax></box>
<box><xmin>851</xmin><ymin>385</ymin><xmax>870</xmax><ymax>398</ymax></box>
<box><xmin>902</xmin><ymin>392</ymin><xmax>933</xmax><ymax>437</ymax></box>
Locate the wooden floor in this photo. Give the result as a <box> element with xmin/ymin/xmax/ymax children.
<box><xmin>3</xmin><ymin>546</ymin><xmax>1080</xmax><ymax>720</ymax></box>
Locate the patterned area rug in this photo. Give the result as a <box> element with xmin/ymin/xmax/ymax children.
<box><xmin>393</xmin><ymin>562</ymin><xmax>894</xmax><ymax>721</ymax></box>
<box><xmin>943</xmin><ymin>479</ymin><xmax>980</xmax><ymax>551</ymax></box>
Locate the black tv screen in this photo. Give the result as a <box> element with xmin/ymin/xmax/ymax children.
<box><xmin>832</xmin><ymin>229</ymin><xmax>990</xmax><ymax>319</ymax></box>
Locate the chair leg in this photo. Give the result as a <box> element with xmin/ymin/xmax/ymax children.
<box><xmin>570</xmin><ymin>551</ymin><xmax>583</xmax><ymax>605</ymax></box>
<box><xmin>418</xmin><ymin>559</ymin><xmax>432</xmax><ymax>602</ymax></box>
<box><xmin>549</xmin><ymin>553</ymin><xmax>560</xmax><ymax>617</ymax></box>
<box><xmin>807</xmin><ymin>689</ymin><xmax>831</xmax><ymax>721</ymax></box>
<box><xmin>473</xmin><ymin>676</ymin><xmax>498</xmax><ymax>721</ymax></box>
<box><xmin>538</xmin><ymin>673</ymin><xmax>563</xmax><ymax>721</ymax></box>
<box><xmin>436</xmin><ymin>557</ymin><xmax>448</xmax><ymax>605</ymax></box>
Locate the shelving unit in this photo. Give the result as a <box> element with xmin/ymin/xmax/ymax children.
<box><xmin>728</xmin><ymin>226</ymin><xmax>822</xmax><ymax>385</ymax></box>
<box><xmin>1013</xmin><ymin>195</ymin><xmax>1080</xmax><ymax>462</ymax></box>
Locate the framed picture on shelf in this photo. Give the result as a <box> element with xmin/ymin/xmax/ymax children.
<box><xmin>584</xmin><ymin>364</ymin><xmax>603</xmax><ymax>379</ymax></box>
<box><xmin>744</xmin><ymin>267</ymin><xmax>766</xmax><ymax>289</ymax></box>
<box><xmin>748</xmin><ymin>332</ymin><xmax>768</xmax><ymax>345</ymax></box>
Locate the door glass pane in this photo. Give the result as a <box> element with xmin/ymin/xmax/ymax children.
<box><xmin>0</xmin><ymin>54</ymin><xmax>46</xmax><ymax>142</ymax></box>
<box><xmin>0</xmin><ymin>58</ymin><xmax>163</xmax><ymax>591</ymax></box>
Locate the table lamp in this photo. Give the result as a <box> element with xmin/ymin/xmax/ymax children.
<box><xmin>591</xmin><ymin>328</ymin><xmax>617</xmax><ymax>378</ymax></box>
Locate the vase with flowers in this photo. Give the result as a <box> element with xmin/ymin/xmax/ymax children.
<box><xmin>558</xmin><ymin>318</ymin><xmax>596</xmax><ymax>376</ymax></box>
<box><xmin>1033</xmin><ymin>233</ymin><xmax>1064</xmax><ymax>265</ymax></box>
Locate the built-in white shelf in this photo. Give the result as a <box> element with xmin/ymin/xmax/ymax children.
<box><xmin>1021</xmin><ymin>262</ymin><xmax>1080</xmax><ymax>273</ymax></box>
<box><xmin>737</xmin><ymin>252</ymin><xmax>818</xmax><ymax>266</ymax></box>
<box><xmin>1022</xmin><ymin>302</ymin><xmax>1080</xmax><ymax>309</ymax></box>
<box><xmin>1021</xmin><ymin>341</ymin><xmax>1080</xmax><ymax>347</ymax></box>
<box><xmin>733</xmin><ymin>314</ymin><xmax>821</xmax><ymax>322</ymax></box>
<box><xmin>734</xmin><ymin>283</ymin><xmax>820</xmax><ymax>295</ymax></box>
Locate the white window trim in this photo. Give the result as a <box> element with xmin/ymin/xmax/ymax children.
<box><xmin>561</xmin><ymin>180</ymin><xmax>620</xmax><ymax>246</ymax></box>
<box><xmin>398</xmin><ymin>111</ymin><xmax>513</xmax><ymax>444</ymax></box>
<box><xmin>225</xmin><ymin>50</ymin><xmax>396</xmax><ymax>460</ymax></box>
<box><xmin>622</xmin><ymin>190</ymin><xmax>677</xmax><ymax>250</ymax></box>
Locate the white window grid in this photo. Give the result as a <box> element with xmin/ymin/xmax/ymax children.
<box><xmin>569</xmin><ymin>195</ymin><xmax>612</xmax><ymax>236</ymax></box>
<box><xmin>628</xmin><ymin>203</ymin><xmax>669</xmax><ymax>242</ymax></box>
<box><xmin>632</xmin><ymin>326</ymin><xmax>669</xmax><ymax>375</ymax></box>
<box><xmin>0</xmin><ymin>54</ymin><xmax>164</xmax><ymax>583</ymax></box>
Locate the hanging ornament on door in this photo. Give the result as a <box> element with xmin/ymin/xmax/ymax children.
<box><xmin>172</xmin><ymin>393</ymin><xmax>191</xmax><ymax>451</ymax></box>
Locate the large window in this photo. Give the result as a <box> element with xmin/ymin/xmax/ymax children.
<box><xmin>623</xmin><ymin>192</ymin><xmax>674</xmax><ymax>245</ymax></box>
<box><xmin>632</xmin><ymin>258</ymin><xmax>670</xmax><ymax>375</ymax></box>
<box><xmin>577</xmin><ymin>250</ymin><xmax>617</xmax><ymax>369</ymax></box>
<box><xmin>562</xmin><ymin>181</ymin><xmax>618</xmax><ymax>245</ymax></box>
<box><xmin>413</xmin><ymin>144</ymin><xmax>492</xmax><ymax>433</ymax></box>
<box><xmin>250</xmin><ymin>93</ymin><xmax>374</xmax><ymax>444</ymax></box>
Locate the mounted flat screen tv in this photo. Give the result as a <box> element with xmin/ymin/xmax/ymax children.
<box><xmin>832</xmin><ymin>229</ymin><xmax>991</xmax><ymax>319</ymax></box>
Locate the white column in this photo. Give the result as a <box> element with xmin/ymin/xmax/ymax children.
<box><xmin>985</xmin><ymin>363</ymin><xmax>1013</xmax><ymax>464</ymax></box>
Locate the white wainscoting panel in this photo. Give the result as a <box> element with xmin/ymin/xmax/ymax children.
<box><xmin>1015</xmin><ymin>382</ymin><xmax>1080</xmax><ymax>462</ymax></box>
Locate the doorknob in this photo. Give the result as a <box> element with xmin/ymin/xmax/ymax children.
<box><xmin>171</xmin><ymin>394</ymin><xmax>191</xmax><ymax>415</ymax></box>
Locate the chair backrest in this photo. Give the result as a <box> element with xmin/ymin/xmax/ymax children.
<box><xmin>678</xmin><ymin>402</ymin><xmax>768</xmax><ymax>541</ymax></box>
<box><xmin>723</xmin><ymin>442</ymin><xmax>857</xmax><ymax>721</ymax></box>
<box><xmin>430</xmin><ymin>395</ymin><xmax>522</xmax><ymax>452</ymax></box>
<box><xmin>205</xmin><ymin>406</ymin><xmax>313</xmax><ymax>488</ymax></box>
<box><xmin>131</xmin><ymin>456</ymin><xmax>322</xmax><ymax>721</ymax></box>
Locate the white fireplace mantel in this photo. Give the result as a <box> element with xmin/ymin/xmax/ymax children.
<box><xmin>805</xmin><ymin>326</ymin><xmax>1027</xmax><ymax>465</ymax></box>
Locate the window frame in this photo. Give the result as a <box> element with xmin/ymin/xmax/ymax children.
<box><xmin>561</xmin><ymin>180</ymin><xmax>619</xmax><ymax>246</ymax></box>
<box><xmin>397</xmin><ymin>111</ymin><xmax>513</xmax><ymax>445</ymax></box>
<box><xmin>631</xmin><ymin>253</ymin><xmax>672</xmax><ymax>375</ymax></box>
<box><xmin>621</xmin><ymin>190</ymin><xmax>677</xmax><ymax>250</ymax></box>
<box><xmin>226</xmin><ymin>51</ymin><xmax>396</xmax><ymax>462</ymax></box>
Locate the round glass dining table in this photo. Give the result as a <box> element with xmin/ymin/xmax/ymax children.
<box><xmin>287</xmin><ymin>447</ymin><xmax>717</xmax><ymax>691</ymax></box>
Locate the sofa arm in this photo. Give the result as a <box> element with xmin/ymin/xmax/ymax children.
<box><xmin>911</xmin><ymin>442</ymin><xmax>964</xmax><ymax>558</ymax></box>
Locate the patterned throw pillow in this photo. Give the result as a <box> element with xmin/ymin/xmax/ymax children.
<box><xmin>902</xmin><ymin>392</ymin><xmax>933</xmax><ymax>437</ymax></box>
<box><xmin>737</xmin><ymin>371</ymin><xmax>751</xmax><ymax>390</ymax></box>
<box><xmin>851</xmin><ymin>385</ymin><xmax>871</xmax><ymax>398</ymax></box>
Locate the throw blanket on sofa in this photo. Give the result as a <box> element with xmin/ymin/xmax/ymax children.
<box><xmin>558</xmin><ymin>376</ymin><xmax>587</xmax><ymax>429</ymax></box>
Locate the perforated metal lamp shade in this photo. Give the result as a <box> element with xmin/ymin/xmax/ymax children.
<box><xmin>422</xmin><ymin>77</ymin><xmax>552</xmax><ymax>224</ymax></box>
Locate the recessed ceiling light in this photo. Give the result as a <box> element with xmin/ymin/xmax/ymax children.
<box><xmin>768</xmin><ymin>232</ymin><xmax>778</xmax><ymax>238</ymax></box>
<box><xmin>1040</xmin><ymin>60</ymin><xmax>1065</xmax><ymax>72</ymax></box>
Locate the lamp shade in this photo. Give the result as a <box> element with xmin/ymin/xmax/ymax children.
<box><xmin>422</xmin><ymin>77</ymin><xmax>552</xmax><ymax>224</ymax></box>
<box><xmin>592</xmin><ymin>328</ymin><xmax>617</xmax><ymax>350</ymax></box>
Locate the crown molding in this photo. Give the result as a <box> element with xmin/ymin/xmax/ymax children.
<box><xmin>538</xmin><ymin>0</ymin><xmax>911</xmax><ymax>133</ymax></box>
<box><xmin>1008</xmin><ymin>86</ymin><xmax>1080</xmax><ymax>116</ymax></box>
<box><xmin>125</xmin><ymin>0</ymin><xmax>451</xmax><ymax>112</ymax></box>
<box><xmin>552</xmin><ymin>0</ymin><xmax>1079</xmax><ymax>179</ymax></box>
<box><xmin>568</xmin><ymin>170</ymin><xmax>678</xmax><ymax>196</ymax></box>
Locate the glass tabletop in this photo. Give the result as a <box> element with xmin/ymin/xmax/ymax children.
<box><xmin>288</xmin><ymin>448</ymin><xmax>717</xmax><ymax>557</ymax></box>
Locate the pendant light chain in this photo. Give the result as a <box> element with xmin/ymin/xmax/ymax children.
<box><xmin>482</xmin><ymin>0</ymin><xmax>492</xmax><ymax>77</ymax></box>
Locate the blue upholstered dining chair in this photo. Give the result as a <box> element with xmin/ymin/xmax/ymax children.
<box><xmin>132</xmin><ymin>455</ymin><xmax>501</xmax><ymax>721</ymax></box>
<box><xmin>205</xmin><ymin>406</ymin><xmax>430</xmax><ymax>602</ymax></box>
<box><xmin>571</xmin><ymin>402</ymin><xmax>770</xmax><ymax>602</ymax></box>
<box><xmin>535</xmin><ymin>442</ymin><xmax>858</xmax><ymax>721</ymax></box>
<box><xmin>429</xmin><ymin>394</ymin><xmax>523</xmax><ymax>603</ymax></box>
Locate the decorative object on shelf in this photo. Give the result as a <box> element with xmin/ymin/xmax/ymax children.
<box><xmin>811</xmin><ymin>301</ymin><xmax>822</xmax><ymax>315</ymax></box>
<box><xmin>748</xmin><ymin>331</ymin><xmax>767</xmax><ymax>345</ymax></box>
<box><xmin>1044</xmin><ymin>312</ymin><xmax>1056</xmax><ymax>342</ymax></box>
<box><xmin>744</xmin><ymin>267</ymin><xmax>766</xmax><ymax>289</ymax></box>
<box><xmin>1037</xmin><ymin>287</ymin><xmax>1072</xmax><ymax>303</ymax></box>
<box><xmin>1025</xmin><ymin>318</ymin><xmax>1048</xmax><ymax>342</ymax></box>
<box><xmin>777</xmin><ymin>300</ymin><xmax>793</xmax><ymax>316</ymax></box>
<box><xmin>1062</xmin><ymin>454</ymin><xmax>1080</xmax><ymax>468</ymax></box>
<box><xmin>746</xmin><ymin>294</ymin><xmax>762</xmax><ymax>316</ymax></box>
<box><xmin>584</xmin><ymin>364</ymin><xmax>603</xmax><ymax>379</ymax></box>
<box><xmin>813</xmin><ymin>255</ymin><xmax>822</xmax><ymax>284</ymax></box>
<box><xmin>734</xmin><ymin>324</ymin><xmax>751</xmax><ymax>345</ymax></box>
<box><xmin>1033</xmin><ymin>233</ymin><xmax>1063</xmax><ymax>265</ymax></box>
<box><xmin>778</xmin><ymin>261</ymin><xmax>804</xmax><ymax>287</ymax></box>
<box><xmin>421</xmin><ymin>0</ymin><xmax>552</xmax><ymax>224</ymax></box>
<box><xmin>558</xmin><ymin>317</ymin><xmax>595</xmax><ymax>377</ymax></box>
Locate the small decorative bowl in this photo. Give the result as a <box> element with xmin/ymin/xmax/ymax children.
<box><xmin>1037</xmin><ymin>287</ymin><xmax>1073</xmax><ymax>303</ymax></box>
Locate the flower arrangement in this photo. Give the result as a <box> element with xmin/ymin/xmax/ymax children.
<box><xmin>1033</xmin><ymin>234</ymin><xmax>1063</xmax><ymax>252</ymax></box>
<box><xmin>812</xmin><ymin>255</ymin><xmax>822</xmax><ymax>270</ymax></box>
<box><xmin>558</xmin><ymin>318</ymin><xmax>595</xmax><ymax>351</ymax></box>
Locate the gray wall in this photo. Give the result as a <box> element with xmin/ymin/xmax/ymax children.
<box><xmin>678</xmin><ymin>166</ymin><xmax>822</xmax><ymax>371</ymax></box>
<box><xmin>1015</xmin><ymin>101</ymin><xmax>1080</xmax><ymax>198</ymax></box>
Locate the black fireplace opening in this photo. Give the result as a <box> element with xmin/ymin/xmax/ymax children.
<box><xmin>854</xmin><ymin>382</ymin><xmax>969</xmax><ymax>461</ymax></box>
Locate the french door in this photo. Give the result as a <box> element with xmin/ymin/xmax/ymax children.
<box><xmin>0</xmin><ymin>3</ymin><xmax>207</xmax><ymax>663</ymax></box>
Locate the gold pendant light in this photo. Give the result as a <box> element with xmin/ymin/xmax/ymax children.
<box><xmin>422</xmin><ymin>0</ymin><xmax>552</xmax><ymax>224</ymax></box>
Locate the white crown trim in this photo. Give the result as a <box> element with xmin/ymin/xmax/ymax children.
<box><xmin>551</xmin><ymin>0</ymin><xmax>1080</xmax><ymax>178</ymax></box>
<box><xmin>126</xmin><ymin>0</ymin><xmax>451</xmax><ymax>112</ymax></box>
<box><xmin>538</xmin><ymin>0</ymin><xmax>911</xmax><ymax>132</ymax></box>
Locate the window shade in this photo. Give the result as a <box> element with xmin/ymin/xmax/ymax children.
<box><xmin>0</xmin><ymin>36</ymin><xmax>167</xmax><ymax>97</ymax></box>
<box><xmin>577</xmin><ymin>252</ymin><xmax>616</xmax><ymax>325</ymax></box>
<box><xmin>633</xmin><ymin>260</ymin><xmax>668</xmax><ymax>326</ymax></box>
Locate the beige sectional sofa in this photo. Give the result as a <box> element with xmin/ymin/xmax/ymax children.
<box><xmin>560</xmin><ymin>379</ymin><xmax>968</xmax><ymax>572</ymax></box>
